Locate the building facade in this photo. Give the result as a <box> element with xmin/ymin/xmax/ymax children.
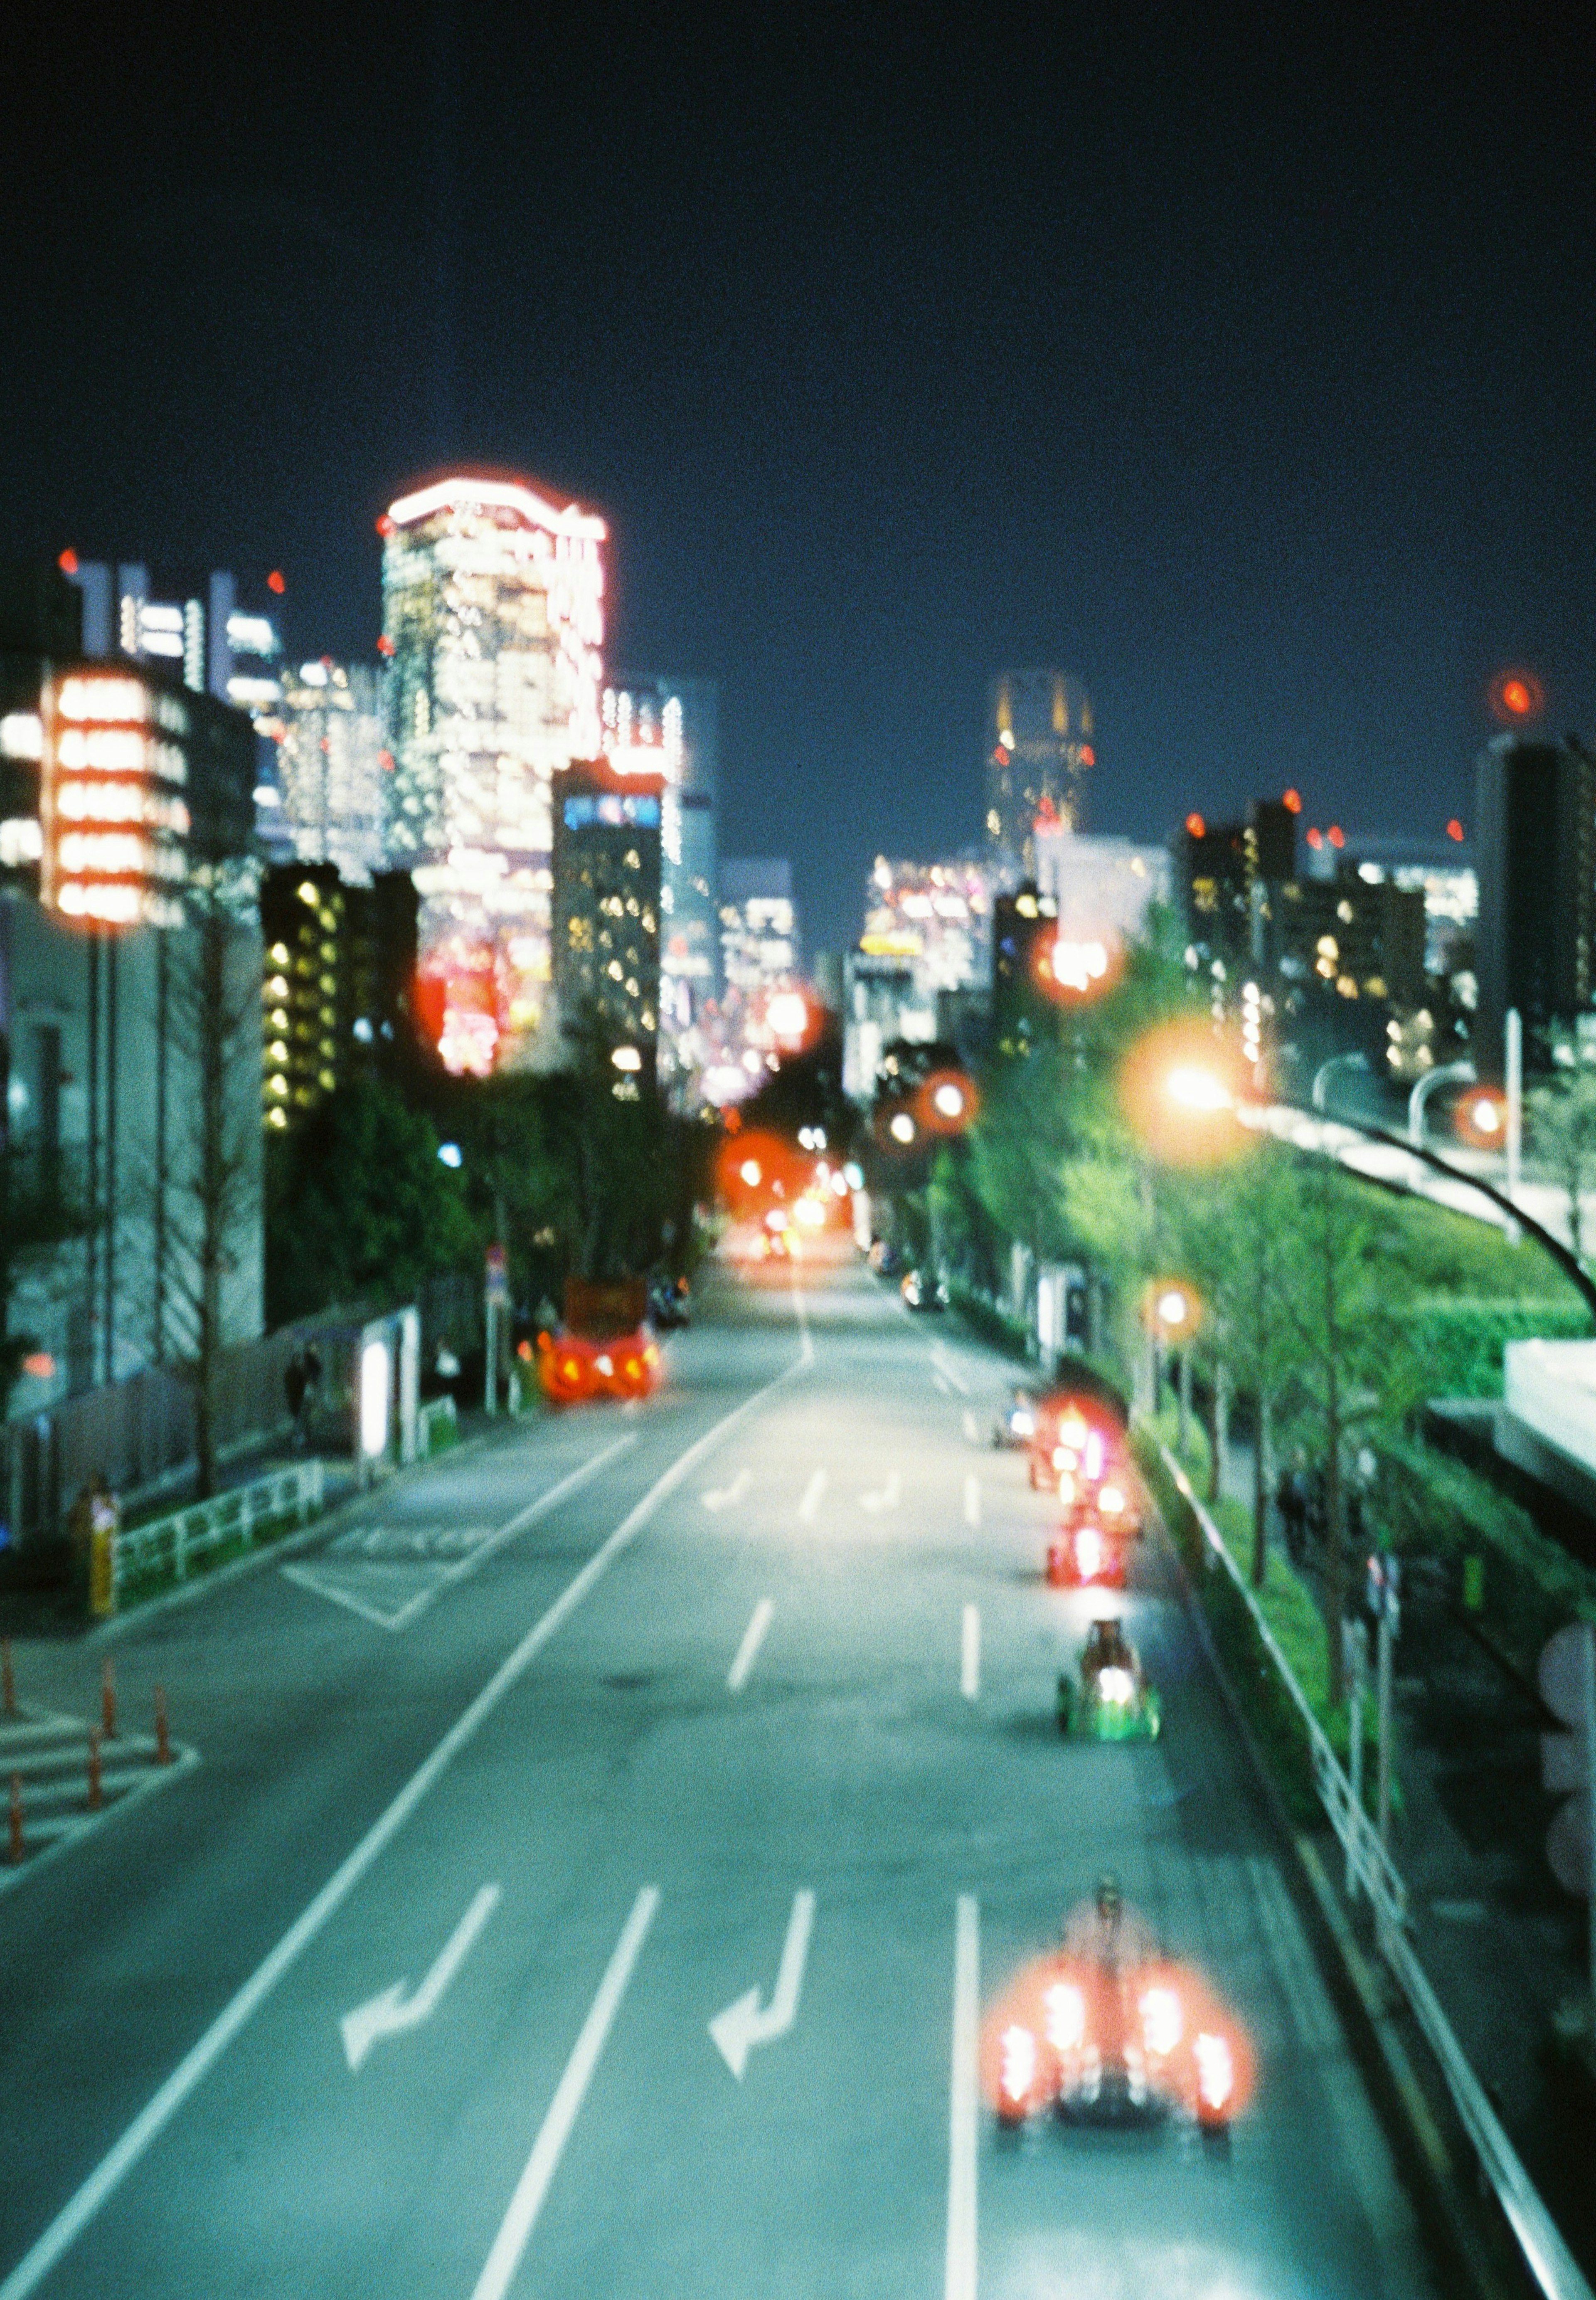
<box><xmin>550</xmin><ymin>755</ymin><xmax>663</xmax><ymax>1083</ymax></box>
<box><xmin>380</xmin><ymin>474</ymin><xmax>606</xmax><ymax>1075</ymax></box>
<box><xmin>1474</xmin><ymin>735</ymin><xmax>1595</xmax><ymax>1073</ymax></box>
<box><xmin>985</xmin><ymin>670</ymin><xmax>1094</xmax><ymax>878</ymax></box>
<box><xmin>259</xmin><ymin>864</ymin><xmax>422</xmax><ymax>1132</ymax></box>
<box><xmin>272</xmin><ymin>660</ymin><xmax>387</xmax><ymax>885</ymax></box>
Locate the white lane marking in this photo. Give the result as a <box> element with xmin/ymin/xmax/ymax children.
<box><xmin>963</xmin><ymin>1473</ymin><xmax>980</xmax><ymax>1527</ymax></box>
<box><xmin>932</xmin><ymin>1370</ymin><xmax>952</xmax><ymax>1395</ymax></box>
<box><xmin>727</xmin><ymin>1599</ymin><xmax>774</xmax><ymax>1693</ymax></box>
<box><xmin>702</xmin><ymin>1467</ymin><xmax>752</xmax><ymax>1513</ymax></box>
<box><xmin>471</xmin><ymin>1887</ymin><xmax>659</xmax><ymax>2300</ymax></box>
<box><xmin>932</xmin><ymin>1343</ymin><xmax>971</xmax><ymax>1395</ymax></box>
<box><xmin>859</xmin><ymin>1470</ymin><xmax>902</xmax><ymax>1514</ymax></box>
<box><xmin>283</xmin><ymin>1432</ymin><xmax>638</xmax><ymax>1633</ymax></box>
<box><xmin>798</xmin><ymin>1467</ymin><xmax>827</xmax><ymax>1523</ymax></box>
<box><xmin>0</xmin><ymin>1355</ymin><xmax>808</xmax><ymax>2300</ymax></box>
<box><xmin>946</xmin><ymin>1895</ymin><xmax>980</xmax><ymax>2300</ymax></box>
<box><xmin>709</xmin><ymin>1888</ymin><xmax>816</xmax><ymax>2079</ymax></box>
<box><xmin>961</xmin><ymin>1605</ymin><xmax>980</xmax><ymax>1701</ymax></box>
<box><xmin>962</xmin><ymin>1409</ymin><xmax>978</xmax><ymax>1444</ymax></box>
<box><xmin>342</xmin><ymin>1883</ymin><xmax>500</xmax><ymax>2072</ymax></box>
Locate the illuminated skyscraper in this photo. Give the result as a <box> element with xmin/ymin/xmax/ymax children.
<box><xmin>275</xmin><ymin>660</ymin><xmax>386</xmax><ymax>885</ymax></box>
<box><xmin>601</xmin><ymin>676</ymin><xmax>718</xmax><ymax>1092</ymax></box>
<box><xmin>985</xmin><ymin>670</ymin><xmax>1095</xmax><ymax>877</ymax></box>
<box><xmin>551</xmin><ymin>755</ymin><xmax>663</xmax><ymax>1087</ymax></box>
<box><xmin>380</xmin><ymin>473</ymin><xmax>606</xmax><ymax>1074</ymax></box>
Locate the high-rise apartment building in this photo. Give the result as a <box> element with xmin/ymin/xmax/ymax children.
<box><xmin>601</xmin><ymin>677</ymin><xmax>719</xmax><ymax>1090</ymax></box>
<box><xmin>380</xmin><ymin>473</ymin><xmax>606</xmax><ymax>1075</ymax></box>
<box><xmin>259</xmin><ymin>863</ymin><xmax>422</xmax><ymax>1130</ymax></box>
<box><xmin>985</xmin><ymin>671</ymin><xmax>1094</xmax><ymax>878</ymax></box>
<box><xmin>550</xmin><ymin>756</ymin><xmax>663</xmax><ymax>1085</ymax></box>
<box><xmin>1475</xmin><ymin>734</ymin><xmax>1596</xmax><ymax>1070</ymax></box>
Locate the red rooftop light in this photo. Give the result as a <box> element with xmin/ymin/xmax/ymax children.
<box><xmin>266</xmin><ymin>569</ymin><xmax>286</xmax><ymax>595</ymax></box>
<box><xmin>1282</xmin><ymin>787</ymin><xmax>1301</xmax><ymax>814</ymax></box>
<box><xmin>1328</xmin><ymin>825</ymin><xmax>1345</xmax><ymax>848</ymax></box>
<box><xmin>58</xmin><ymin>549</ymin><xmax>79</xmax><ymax>576</ymax></box>
<box><xmin>1446</xmin><ymin>818</ymin><xmax>1465</xmax><ymax>842</ymax></box>
<box><xmin>1185</xmin><ymin>812</ymin><xmax>1205</xmax><ymax>838</ymax></box>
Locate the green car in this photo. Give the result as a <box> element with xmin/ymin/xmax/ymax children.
<box><xmin>1057</xmin><ymin>1621</ymin><xmax>1162</xmax><ymax>1740</ymax></box>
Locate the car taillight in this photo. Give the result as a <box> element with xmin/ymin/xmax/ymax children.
<box><xmin>561</xmin><ymin>1358</ymin><xmax>581</xmax><ymax>1382</ymax></box>
<box><xmin>1042</xmin><ymin>1981</ymin><xmax>1086</xmax><ymax>2051</ymax></box>
<box><xmin>1058</xmin><ymin>1472</ymin><xmax>1077</xmax><ymax>1506</ymax></box>
<box><xmin>1139</xmin><ymin>1987</ymin><xmax>1182</xmax><ymax>2058</ymax></box>
<box><xmin>1099</xmin><ymin>1484</ymin><xmax>1125</xmax><ymax>1516</ymax></box>
<box><xmin>624</xmin><ymin>1357</ymin><xmax>640</xmax><ymax>1379</ymax></box>
<box><xmin>1195</xmin><ymin>2031</ymin><xmax>1234</xmax><ymax>2111</ymax></box>
<box><xmin>1075</xmin><ymin>1526</ymin><xmax>1102</xmax><ymax>1579</ymax></box>
<box><xmin>1000</xmin><ymin>2024</ymin><xmax>1038</xmax><ymax>2101</ymax></box>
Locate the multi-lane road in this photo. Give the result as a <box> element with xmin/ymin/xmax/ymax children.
<box><xmin>0</xmin><ymin>1260</ymin><xmax>1444</xmax><ymax>2297</ymax></box>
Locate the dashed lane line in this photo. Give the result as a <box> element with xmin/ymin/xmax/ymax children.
<box><xmin>727</xmin><ymin>1600</ymin><xmax>774</xmax><ymax>1693</ymax></box>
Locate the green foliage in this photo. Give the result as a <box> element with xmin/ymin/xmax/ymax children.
<box><xmin>1388</xmin><ymin>1296</ymin><xmax>1590</xmax><ymax>1399</ymax></box>
<box><xmin>946</xmin><ymin>1278</ymin><xmax>1030</xmax><ymax>1361</ymax></box>
<box><xmin>265</xmin><ymin>1078</ymin><xmax>478</xmax><ymax>1323</ymax></box>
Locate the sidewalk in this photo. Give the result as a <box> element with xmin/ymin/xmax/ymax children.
<box><xmin>1219</xmin><ymin>1432</ymin><xmax>1596</xmax><ymax>2280</ymax></box>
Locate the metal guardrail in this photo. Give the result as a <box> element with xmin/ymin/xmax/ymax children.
<box><xmin>111</xmin><ymin>1459</ymin><xmax>325</xmax><ymax>1606</ymax></box>
<box><xmin>1159</xmin><ymin>1442</ymin><xmax>1596</xmax><ymax>2300</ymax></box>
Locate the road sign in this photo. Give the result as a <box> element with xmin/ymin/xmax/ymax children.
<box><xmin>1539</xmin><ymin>1622</ymin><xmax>1596</xmax><ymax>1908</ymax></box>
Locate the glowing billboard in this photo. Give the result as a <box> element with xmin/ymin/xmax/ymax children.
<box><xmin>41</xmin><ymin>672</ymin><xmax>190</xmax><ymax>928</ymax></box>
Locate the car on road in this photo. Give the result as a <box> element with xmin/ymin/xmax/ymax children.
<box><xmin>1046</xmin><ymin>1512</ymin><xmax>1129</xmax><ymax>1589</ymax></box>
<box><xmin>536</xmin><ymin>1326</ymin><xmax>660</xmax><ymax>1404</ymax></box>
<box><xmin>1056</xmin><ymin>1618</ymin><xmax>1161</xmax><ymax>1739</ymax></box>
<box><xmin>985</xmin><ymin>1882</ymin><xmax>1250</xmax><ymax>2137</ymax></box>
<box><xmin>901</xmin><ymin>1267</ymin><xmax>948</xmax><ymax>1311</ymax></box>
<box><xmin>992</xmin><ymin>1388</ymin><xmax>1038</xmax><ymax>1449</ymax></box>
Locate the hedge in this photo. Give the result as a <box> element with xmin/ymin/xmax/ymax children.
<box><xmin>1394</xmin><ymin>1296</ymin><xmax>1591</xmax><ymax>1400</ymax></box>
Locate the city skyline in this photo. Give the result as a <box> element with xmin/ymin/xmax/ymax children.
<box><xmin>7</xmin><ymin>13</ymin><xmax>1591</xmax><ymax>954</ymax></box>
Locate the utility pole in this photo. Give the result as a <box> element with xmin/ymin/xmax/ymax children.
<box><xmin>1343</xmin><ymin>1617</ymin><xmax>1368</xmax><ymax>1898</ymax></box>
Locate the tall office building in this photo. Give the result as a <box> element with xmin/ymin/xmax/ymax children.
<box><xmin>601</xmin><ymin>676</ymin><xmax>719</xmax><ymax>1090</ymax></box>
<box><xmin>985</xmin><ymin>671</ymin><xmax>1094</xmax><ymax>877</ymax></box>
<box><xmin>259</xmin><ymin>863</ymin><xmax>422</xmax><ymax>1131</ymax></box>
<box><xmin>58</xmin><ymin>556</ymin><xmax>283</xmax><ymax>717</ymax></box>
<box><xmin>275</xmin><ymin>660</ymin><xmax>386</xmax><ymax>884</ymax></box>
<box><xmin>1475</xmin><ymin>734</ymin><xmax>1596</xmax><ymax>1071</ymax></box>
<box><xmin>550</xmin><ymin>755</ymin><xmax>663</xmax><ymax>1085</ymax></box>
<box><xmin>719</xmin><ymin>859</ymin><xmax>799</xmax><ymax>997</ymax></box>
<box><xmin>380</xmin><ymin>473</ymin><xmax>606</xmax><ymax>1075</ymax></box>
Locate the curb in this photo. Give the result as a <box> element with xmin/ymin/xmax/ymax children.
<box><xmin>1159</xmin><ymin>1495</ymin><xmax>1526</xmax><ymax>2300</ymax></box>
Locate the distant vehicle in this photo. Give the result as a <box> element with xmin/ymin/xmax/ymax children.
<box><xmin>992</xmin><ymin>1389</ymin><xmax>1038</xmax><ymax>1449</ymax></box>
<box><xmin>1046</xmin><ymin>1514</ymin><xmax>1129</xmax><ymax>1590</ymax></box>
<box><xmin>984</xmin><ymin>1878</ymin><xmax>1250</xmax><ymax>2136</ymax></box>
<box><xmin>536</xmin><ymin>1277</ymin><xmax>661</xmax><ymax>1405</ymax></box>
<box><xmin>1056</xmin><ymin>1618</ymin><xmax>1161</xmax><ymax>1739</ymax></box>
<box><xmin>901</xmin><ymin>1268</ymin><xmax>948</xmax><ymax>1312</ymax></box>
<box><xmin>869</xmin><ymin>1239</ymin><xmax>904</xmax><ymax>1277</ymax></box>
<box><xmin>648</xmin><ymin>1273</ymin><xmax>692</xmax><ymax>1329</ymax></box>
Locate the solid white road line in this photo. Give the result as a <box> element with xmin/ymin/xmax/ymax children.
<box><xmin>798</xmin><ymin>1467</ymin><xmax>827</xmax><ymax>1523</ymax></box>
<box><xmin>946</xmin><ymin>1894</ymin><xmax>980</xmax><ymax>2300</ymax></box>
<box><xmin>932</xmin><ymin>1370</ymin><xmax>952</xmax><ymax>1395</ymax></box>
<box><xmin>727</xmin><ymin>1599</ymin><xmax>775</xmax><ymax>1692</ymax></box>
<box><xmin>961</xmin><ymin>1605</ymin><xmax>980</xmax><ymax>1701</ymax></box>
<box><xmin>0</xmin><ymin>1357</ymin><xmax>808</xmax><ymax>2300</ymax></box>
<box><xmin>470</xmin><ymin>1886</ymin><xmax>659</xmax><ymax>2300</ymax></box>
<box><xmin>963</xmin><ymin>1473</ymin><xmax>980</xmax><ymax>1527</ymax></box>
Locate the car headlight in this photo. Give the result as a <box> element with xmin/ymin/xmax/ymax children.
<box><xmin>1097</xmin><ymin>1665</ymin><xmax>1135</xmax><ymax>1705</ymax></box>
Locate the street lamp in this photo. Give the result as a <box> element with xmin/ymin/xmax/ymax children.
<box><xmin>1146</xmin><ymin>1279</ymin><xmax>1202</xmax><ymax>1454</ymax></box>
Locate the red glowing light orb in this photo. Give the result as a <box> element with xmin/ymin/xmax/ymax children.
<box><xmin>21</xmin><ymin>1352</ymin><xmax>55</xmax><ymax>1380</ymax></box>
<box><xmin>1185</xmin><ymin>812</ymin><xmax>1206</xmax><ymax>838</ymax></box>
<box><xmin>1306</xmin><ymin>827</ymin><xmax>1324</xmax><ymax>849</ymax></box>
<box><xmin>376</xmin><ymin>634</ymin><xmax>396</xmax><ymax>657</ymax></box>
<box><xmin>1328</xmin><ymin>825</ymin><xmax>1345</xmax><ymax>848</ymax></box>
<box><xmin>1446</xmin><ymin>818</ymin><xmax>1465</xmax><ymax>842</ymax></box>
<box><xmin>1282</xmin><ymin>787</ymin><xmax>1302</xmax><ymax>814</ymax></box>
<box><xmin>376</xmin><ymin>514</ymin><xmax>395</xmax><ymax>537</ymax></box>
<box><xmin>267</xmin><ymin>569</ymin><xmax>286</xmax><ymax>596</ymax></box>
<box><xmin>1489</xmin><ymin>668</ymin><xmax>1544</xmax><ymax>724</ymax></box>
<box><xmin>1079</xmin><ymin>744</ymin><xmax>1096</xmax><ymax>767</ymax></box>
<box><xmin>58</xmin><ymin>549</ymin><xmax>79</xmax><ymax>576</ymax></box>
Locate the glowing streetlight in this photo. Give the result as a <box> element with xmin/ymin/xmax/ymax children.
<box><xmin>889</xmin><ymin>1111</ymin><xmax>917</xmax><ymax>1146</ymax></box>
<box><xmin>739</xmin><ymin>1158</ymin><xmax>763</xmax><ymax>1188</ymax></box>
<box><xmin>932</xmin><ymin>1080</ymin><xmax>966</xmax><ymax>1121</ymax></box>
<box><xmin>1165</xmin><ymin>1065</ymin><xmax>1234</xmax><ymax>1114</ymax></box>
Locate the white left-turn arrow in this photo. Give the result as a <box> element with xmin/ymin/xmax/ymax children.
<box><xmin>709</xmin><ymin>1890</ymin><xmax>816</xmax><ymax>2080</ymax></box>
<box><xmin>342</xmin><ymin>1883</ymin><xmax>500</xmax><ymax>2072</ymax></box>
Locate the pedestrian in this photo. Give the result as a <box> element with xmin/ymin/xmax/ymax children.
<box><xmin>283</xmin><ymin>1350</ymin><xmax>307</xmax><ymax>1451</ymax></box>
<box><xmin>300</xmin><ymin>1343</ymin><xmax>323</xmax><ymax>1445</ymax></box>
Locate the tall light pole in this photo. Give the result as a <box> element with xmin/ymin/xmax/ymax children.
<box><xmin>1311</xmin><ymin>1050</ymin><xmax>1369</xmax><ymax>1115</ymax></box>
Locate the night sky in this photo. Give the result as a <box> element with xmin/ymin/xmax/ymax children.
<box><xmin>7</xmin><ymin>5</ymin><xmax>1595</xmax><ymax>952</ymax></box>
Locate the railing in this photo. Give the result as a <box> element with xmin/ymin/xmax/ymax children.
<box><xmin>110</xmin><ymin>1459</ymin><xmax>325</xmax><ymax>1607</ymax></box>
<box><xmin>418</xmin><ymin>1395</ymin><xmax>458</xmax><ymax>1457</ymax></box>
<box><xmin>1160</xmin><ymin>1443</ymin><xmax>1595</xmax><ymax>2300</ymax></box>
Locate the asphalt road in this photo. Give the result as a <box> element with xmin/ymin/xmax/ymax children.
<box><xmin>0</xmin><ymin>1260</ymin><xmax>1444</xmax><ymax>2298</ymax></box>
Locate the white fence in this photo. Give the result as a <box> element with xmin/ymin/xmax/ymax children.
<box><xmin>111</xmin><ymin>1459</ymin><xmax>325</xmax><ymax>1605</ymax></box>
<box><xmin>1160</xmin><ymin>1444</ymin><xmax>1594</xmax><ymax>2300</ymax></box>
